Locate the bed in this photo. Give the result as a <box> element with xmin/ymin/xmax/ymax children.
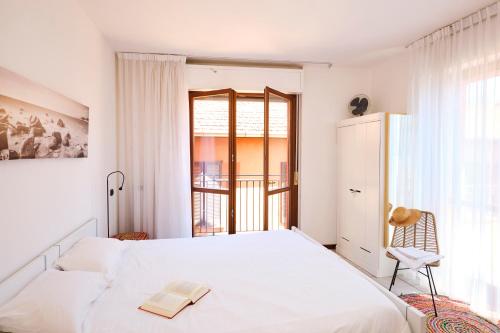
<box><xmin>0</xmin><ymin>219</ymin><xmax>425</xmax><ymax>333</ymax></box>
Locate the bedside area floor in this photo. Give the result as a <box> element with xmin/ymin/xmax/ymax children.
<box><xmin>333</xmin><ymin>250</ymin><xmax>429</xmax><ymax>296</ymax></box>
<box><xmin>333</xmin><ymin>250</ymin><xmax>500</xmax><ymax>333</ymax></box>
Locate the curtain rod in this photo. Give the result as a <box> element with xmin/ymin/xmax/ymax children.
<box><xmin>406</xmin><ymin>1</ymin><xmax>498</xmax><ymax>48</ymax></box>
<box><xmin>118</xmin><ymin>51</ymin><xmax>333</xmax><ymax>69</ymax></box>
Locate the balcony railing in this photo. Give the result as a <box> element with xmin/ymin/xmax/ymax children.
<box><xmin>193</xmin><ymin>174</ymin><xmax>288</xmax><ymax>236</ymax></box>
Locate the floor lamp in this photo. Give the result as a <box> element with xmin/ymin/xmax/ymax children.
<box><xmin>106</xmin><ymin>171</ymin><xmax>125</xmax><ymax>238</ymax></box>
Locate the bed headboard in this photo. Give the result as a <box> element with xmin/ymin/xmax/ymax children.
<box><xmin>0</xmin><ymin>218</ymin><xmax>98</xmax><ymax>306</ymax></box>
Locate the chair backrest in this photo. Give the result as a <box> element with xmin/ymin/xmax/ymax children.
<box><xmin>389</xmin><ymin>211</ymin><xmax>439</xmax><ymax>254</ymax></box>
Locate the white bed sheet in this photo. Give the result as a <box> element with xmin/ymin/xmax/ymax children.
<box><xmin>83</xmin><ymin>230</ymin><xmax>410</xmax><ymax>333</ymax></box>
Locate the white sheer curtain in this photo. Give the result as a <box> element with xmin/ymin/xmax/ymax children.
<box><xmin>116</xmin><ymin>53</ymin><xmax>192</xmax><ymax>239</ymax></box>
<box><xmin>395</xmin><ymin>3</ymin><xmax>500</xmax><ymax>321</ymax></box>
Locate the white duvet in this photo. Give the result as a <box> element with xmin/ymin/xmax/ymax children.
<box><xmin>83</xmin><ymin>230</ymin><xmax>410</xmax><ymax>333</ymax></box>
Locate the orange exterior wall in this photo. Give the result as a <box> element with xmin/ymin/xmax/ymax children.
<box><xmin>193</xmin><ymin>136</ymin><xmax>288</xmax><ymax>176</ymax></box>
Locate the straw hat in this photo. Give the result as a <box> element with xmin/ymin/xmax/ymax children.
<box><xmin>389</xmin><ymin>207</ymin><xmax>421</xmax><ymax>227</ymax></box>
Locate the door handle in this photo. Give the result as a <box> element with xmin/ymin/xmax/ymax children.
<box><xmin>349</xmin><ymin>189</ymin><xmax>361</xmax><ymax>193</ymax></box>
<box><xmin>360</xmin><ymin>247</ymin><xmax>372</xmax><ymax>253</ymax></box>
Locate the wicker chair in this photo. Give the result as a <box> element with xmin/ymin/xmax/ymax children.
<box><xmin>386</xmin><ymin>210</ymin><xmax>440</xmax><ymax>316</ymax></box>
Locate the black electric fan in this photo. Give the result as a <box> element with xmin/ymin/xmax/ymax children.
<box><xmin>348</xmin><ymin>94</ymin><xmax>370</xmax><ymax>116</ymax></box>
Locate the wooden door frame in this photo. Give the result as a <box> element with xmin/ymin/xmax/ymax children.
<box><xmin>263</xmin><ymin>87</ymin><xmax>298</xmax><ymax>230</ymax></box>
<box><xmin>189</xmin><ymin>89</ymin><xmax>236</xmax><ymax>237</ymax></box>
<box><xmin>189</xmin><ymin>89</ymin><xmax>298</xmax><ymax>236</ymax></box>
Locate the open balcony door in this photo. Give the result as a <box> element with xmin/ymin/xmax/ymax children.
<box><xmin>190</xmin><ymin>87</ymin><xmax>297</xmax><ymax>236</ymax></box>
<box><xmin>264</xmin><ymin>87</ymin><xmax>298</xmax><ymax>231</ymax></box>
<box><xmin>190</xmin><ymin>89</ymin><xmax>236</xmax><ymax>236</ymax></box>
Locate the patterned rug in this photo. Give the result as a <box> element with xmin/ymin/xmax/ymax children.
<box><xmin>400</xmin><ymin>294</ymin><xmax>500</xmax><ymax>333</ymax></box>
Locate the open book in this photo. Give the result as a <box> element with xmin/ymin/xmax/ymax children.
<box><xmin>139</xmin><ymin>281</ymin><xmax>210</xmax><ymax>319</ymax></box>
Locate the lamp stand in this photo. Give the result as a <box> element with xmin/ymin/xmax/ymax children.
<box><xmin>106</xmin><ymin>171</ymin><xmax>125</xmax><ymax>238</ymax></box>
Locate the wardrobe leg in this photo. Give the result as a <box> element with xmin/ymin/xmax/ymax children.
<box><xmin>389</xmin><ymin>261</ymin><xmax>400</xmax><ymax>291</ymax></box>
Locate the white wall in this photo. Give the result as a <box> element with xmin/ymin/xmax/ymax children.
<box><xmin>299</xmin><ymin>54</ymin><xmax>410</xmax><ymax>245</ymax></box>
<box><xmin>186</xmin><ymin>63</ymin><xmax>374</xmax><ymax>245</ymax></box>
<box><xmin>187</xmin><ymin>65</ymin><xmax>303</xmax><ymax>93</ymax></box>
<box><xmin>299</xmin><ymin>65</ymin><xmax>373</xmax><ymax>244</ymax></box>
<box><xmin>370</xmin><ymin>52</ymin><xmax>409</xmax><ymax>114</ymax></box>
<box><xmin>0</xmin><ymin>0</ymin><xmax>116</xmax><ymax>280</ymax></box>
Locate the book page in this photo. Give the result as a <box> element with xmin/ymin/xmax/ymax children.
<box><xmin>142</xmin><ymin>292</ymin><xmax>190</xmax><ymax>318</ymax></box>
<box><xmin>164</xmin><ymin>281</ymin><xmax>210</xmax><ymax>303</ymax></box>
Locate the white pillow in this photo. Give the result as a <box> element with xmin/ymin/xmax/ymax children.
<box><xmin>55</xmin><ymin>237</ymin><xmax>127</xmax><ymax>280</ymax></box>
<box><xmin>0</xmin><ymin>270</ymin><xmax>108</xmax><ymax>333</ymax></box>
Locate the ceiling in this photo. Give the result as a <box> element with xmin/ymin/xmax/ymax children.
<box><xmin>77</xmin><ymin>0</ymin><xmax>491</xmax><ymax>65</ymax></box>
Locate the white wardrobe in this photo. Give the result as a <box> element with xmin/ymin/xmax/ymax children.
<box><xmin>336</xmin><ymin>112</ymin><xmax>401</xmax><ymax>277</ymax></box>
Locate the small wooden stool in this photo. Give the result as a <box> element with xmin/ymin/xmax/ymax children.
<box><xmin>112</xmin><ymin>232</ymin><xmax>149</xmax><ymax>241</ymax></box>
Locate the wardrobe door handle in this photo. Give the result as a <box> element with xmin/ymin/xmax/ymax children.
<box><xmin>349</xmin><ymin>189</ymin><xmax>361</xmax><ymax>193</ymax></box>
<box><xmin>360</xmin><ymin>247</ymin><xmax>372</xmax><ymax>254</ymax></box>
<box><xmin>341</xmin><ymin>237</ymin><xmax>350</xmax><ymax>242</ymax></box>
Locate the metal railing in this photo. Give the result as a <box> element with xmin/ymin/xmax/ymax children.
<box><xmin>193</xmin><ymin>174</ymin><xmax>288</xmax><ymax>236</ymax></box>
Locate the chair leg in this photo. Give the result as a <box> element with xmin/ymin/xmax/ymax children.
<box><xmin>428</xmin><ymin>266</ymin><xmax>438</xmax><ymax>296</ymax></box>
<box><xmin>389</xmin><ymin>260</ymin><xmax>400</xmax><ymax>291</ymax></box>
<box><xmin>426</xmin><ymin>265</ymin><xmax>438</xmax><ymax>317</ymax></box>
